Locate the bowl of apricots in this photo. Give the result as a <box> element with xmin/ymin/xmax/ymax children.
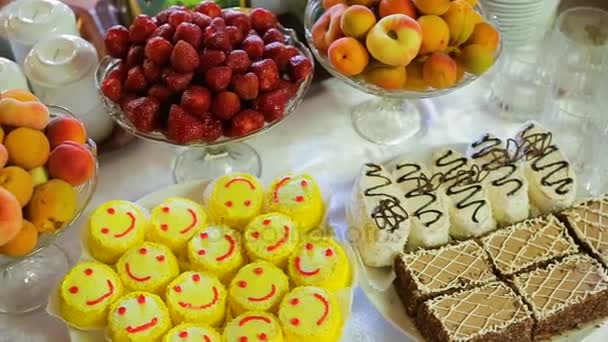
<box><xmin>0</xmin><ymin>89</ymin><xmax>98</xmax><ymax>314</ymax></box>
<box><xmin>304</xmin><ymin>0</ymin><xmax>502</xmax><ymax>145</ymax></box>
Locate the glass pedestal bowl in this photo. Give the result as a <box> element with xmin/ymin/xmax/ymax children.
<box><xmin>96</xmin><ymin>12</ymin><xmax>313</xmax><ymax>183</ymax></box>
<box><xmin>304</xmin><ymin>0</ymin><xmax>502</xmax><ymax>145</ymax></box>
<box><xmin>0</xmin><ymin>106</ymin><xmax>98</xmax><ymax>314</ymax></box>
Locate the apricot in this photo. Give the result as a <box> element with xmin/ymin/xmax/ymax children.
<box><xmin>27</xmin><ymin>179</ymin><xmax>76</xmax><ymax>233</ymax></box>
<box><xmin>414</xmin><ymin>0</ymin><xmax>451</xmax><ymax>15</ymax></box>
<box><xmin>0</xmin><ymin>126</ymin><xmax>4</xmax><ymax>143</ymax></box>
<box><xmin>29</xmin><ymin>167</ymin><xmax>49</xmax><ymax>186</ymax></box>
<box><xmin>0</xmin><ymin>187</ymin><xmax>22</xmax><ymax>246</ymax></box>
<box><xmin>0</xmin><ymin>145</ymin><xmax>7</xmax><ymax>169</ymax></box>
<box><xmin>418</xmin><ymin>15</ymin><xmax>450</xmax><ymax>54</ymax></box>
<box><xmin>0</xmin><ymin>98</ymin><xmax>50</xmax><ymax>130</ymax></box>
<box><xmin>366</xmin><ymin>14</ymin><xmax>422</xmax><ymax>67</ymax></box>
<box><xmin>404</xmin><ymin>61</ymin><xmax>429</xmax><ymax>90</ymax></box>
<box><xmin>1</xmin><ymin>89</ymin><xmax>39</xmax><ymax>102</ymax></box>
<box><xmin>45</xmin><ymin>116</ymin><xmax>88</xmax><ymax>149</ymax></box>
<box><xmin>4</xmin><ymin>128</ymin><xmax>50</xmax><ymax>170</ymax></box>
<box><xmin>457</xmin><ymin>44</ymin><xmax>495</xmax><ymax>75</ymax></box>
<box><xmin>423</xmin><ymin>53</ymin><xmax>458</xmax><ymax>89</ymax></box>
<box><xmin>312</xmin><ymin>4</ymin><xmax>347</xmax><ymax>52</ymax></box>
<box><xmin>379</xmin><ymin>0</ymin><xmax>417</xmax><ymax>19</ymax></box>
<box><xmin>48</xmin><ymin>141</ymin><xmax>95</xmax><ymax>186</ymax></box>
<box><xmin>340</xmin><ymin>5</ymin><xmax>376</xmax><ymax>39</ymax></box>
<box><xmin>328</xmin><ymin>37</ymin><xmax>369</xmax><ymax>76</ymax></box>
<box><xmin>467</xmin><ymin>22</ymin><xmax>499</xmax><ymax>50</ymax></box>
<box><xmin>363</xmin><ymin>63</ymin><xmax>407</xmax><ymax>89</ymax></box>
<box><xmin>455</xmin><ymin>62</ymin><xmax>465</xmax><ymax>83</ymax></box>
<box><xmin>0</xmin><ymin>220</ymin><xmax>38</xmax><ymax>257</ymax></box>
<box><xmin>0</xmin><ymin>166</ymin><xmax>34</xmax><ymax>207</ymax></box>
<box><xmin>322</xmin><ymin>0</ymin><xmax>347</xmax><ymax>9</ymax></box>
<box><xmin>442</xmin><ymin>0</ymin><xmax>476</xmax><ymax>46</ymax></box>
<box><xmin>347</xmin><ymin>0</ymin><xmax>378</xmax><ymax>5</ymax></box>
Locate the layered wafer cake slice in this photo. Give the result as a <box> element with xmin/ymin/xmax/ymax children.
<box><xmin>510</xmin><ymin>254</ymin><xmax>608</xmax><ymax>340</ymax></box>
<box><xmin>561</xmin><ymin>195</ymin><xmax>608</xmax><ymax>268</ymax></box>
<box><xmin>467</xmin><ymin>133</ymin><xmax>530</xmax><ymax>226</ymax></box>
<box><xmin>479</xmin><ymin>215</ymin><xmax>578</xmax><ymax>277</ymax></box>
<box><xmin>432</xmin><ymin>149</ymin><xmax>496</xmax><ymax>239</ymax></box>
<box><xmin>394</xmin><ymin>240</ymin><xmax>498</xmax><ymax>315</ymax></box>
<box><xmin>393</xmin><ymin>159</ymin><xmax>450</xmax><ymax>251</ymax></box>
<box><xmin>416</xmin><ymin>281</ymin><xmax>534</xmax><ymax>342</ymax></box>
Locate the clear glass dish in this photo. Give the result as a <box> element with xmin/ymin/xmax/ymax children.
<box><xmin>0</xmin><ymin>106</ymin><xmax>98</xmax><ymax>314</ymax></box>
<box><xmin>304</xmin><ymin>0</ymin><xmax>502</xmax><ymax>145</ymax></box>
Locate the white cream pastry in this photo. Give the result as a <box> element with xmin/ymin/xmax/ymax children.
<box><xmin>349</xmin><ymin>163</ymin><xmax>410</xmax><ymax>267</ymax></box>
<box><xmin>432</xmin><ymin>149</ymin><xmax>496</xmax><ymax>239</ymax></box>
<box><xmin>468</xmin><ymin>133</ymin><xmax>530</xmax><ymax>226</ymax></box>
<box><xmin>515</xmin><ymin>122</ymin><xmax>576</xmax><ymax>214</ymax></box>
<box><xmin>392</xmin><ymin>159</ymin><xmax>450</xmax><ymax>250</ymax></box>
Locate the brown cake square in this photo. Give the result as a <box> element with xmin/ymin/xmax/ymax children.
<box><xmin>562</xmin><ymin>196</ymin><xmax>608</xmax><ymax>267</ymax></box>
<box><xmin>394</xmin><ymin>240</ymin><xmax>498</xmax><ymax>315</ymax></box>
<box><xmin>510</xmin><ymin>254</ymin><xmax>608</xmax><ymax>340</ymax></box>
<box><xmin>479</xmin><ymin>215</ymin><xmax>578</xmax><ymax>277</ymax></box>
<box><xmin>416</xmin><ymin>281</ymin><xmax>534</xmax><ymax>342</ymax></box>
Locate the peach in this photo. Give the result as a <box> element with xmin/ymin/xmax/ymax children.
<box><xmin>404</xmin><ymin>61</ymin><xmax>429</xmax><ymax>90</ymax></box>
<box><xmin>340</xmin><ymin>5</ymin><xmax>377</xmax><ymax>39</ymax></box>
<box><xmin>0</xmin><ymin>144</ymin><xmax>7</xmax><ymax>169</ymax></box>
<box><xmin>366</xmin><ymin>14</ymin><xmax>422</xmax><ymax>66</ymax></box>
<box><xmin>457</xmin><ymin>44</ymin><xmax>495</xmax><ymax>75</ymax></box>
<box><xmin>312</xmin><ymin>4</ymin><xmax>347</xmax><ymax>52</ymax></box>
<box><xmin>27</xmin><ymin>179</ymin><xmax>76</xmax><ymax>233</ymax></box>
<box><xmin>0</xmin><ymin>187</ymin><xmax>22</xmax><ymax>246</ymax></box>
<box><xmin>47</xmin><ymin>141</ymin><xmax>95</xmax><ymax>186</ymax></box>
<box><xmin>415</xmin><ymin>0</ymin><xmax>451</xmax><ymax>15</ymax></box>
<box><xmin>418</xmin><ymin>15</ymin><xmax>450</xmax><ymax>54</ymax></box>
<box><xmin>1</xmin><ymin>89</ymin><xmax>39</xmax><ymax>102</ymax></box>
<box><xmin>442</xmin><ymin>0</ymin><xmax>476</xmax><ymax>46</ymax></box>
<box><xmin>363</xmin><ymin>63</ymin><xmax>407</xmax><ymax>89</ymax></box>
<box><xmin>328</xmin><ymin>37</ymin><xmax>369</xmax><ymax>76</ymax></box>
<box><xmin>4</xmin><ymin>128</ymin><xmax>50</xmax><ymax>170</ymax></box>
<box><xmin>323</xmin><ymin>0</ymin><xmax>347</xmax><ymax>9</ymax></box>
<box><xmin>422</xmin><ymin>52</ymin><xmax>458</xmax><ymax>89</ymax></box>
<box><xmin>45</xmin><ymin>116</ymin><xmax>88</xmax><ymax>149</ymax></box>
<box><xmin>29</xmin><ymin>167</ymin><xmax>49</xmax><ymax>187</ymax></box>
<box><xmin>0</xmin><ymin>166</ymin><xmax>34</xmax><ymax>207</ymax></box>
<box><xmin>0</xmin><ymin>220</ymin><xmax>38</xmax><ymax>257</ymax></box>
<box><xmin>0</xmin><ymin>98</ymin><xmax>50</xmax><ymax>130</ymax></box>
<box><xmin>467</xmin><ymin>22</ymin><xmax>499</xmax><ymax>50</ymax></box>
<box><xmin>379</xmin><ymin>0</ymin><xmax>417</xmax><ymax>19</ymax></box>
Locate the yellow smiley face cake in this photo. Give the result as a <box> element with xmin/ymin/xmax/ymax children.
<box><xmin>187</xmin><ymin>225</ymin><xmax>245</xmax><ymax>283</ymax></box>
<box><xmin>58</xmin><ymin>261</ymin><xmax>124</xmax><ymax>329</ymax></box>
<box><xmin>244</xmin><ymin>213</ymin><xmax>299</xmax><ymax>268</ymax></box>
<box><xmin>149</xmin><ymin>197</ymin><xmax>207</xmax><ymax>255</ymax></box>
<box><xmin>224</xmin><ymin>311</ymin><xmax>283</xmax><ymax>342</ymax></box>
<box><xmin>266</xmin><ymin>174</ymin><xmax>325</xmax><ymax>233</ymax></box>
<box><xmin>204</xmin><ymin>173</ymin><xmax>264</xmax><ymax>229</ymax></box>
<box><xmin>87</xmin><ymin>200</ymin><xmax>148</xmax><ymax>264</ymax></box>
<box><xmin>278</xmin><ymin>286</ymin><xmax>343</xmax><ymax>342</ymax></box>
<box><xmin>165</xmin><ymin>271</ymin><xmax>227</xmax><ymax>326</ymax></box>
<box><xmin>116</xmin><ymin>242</ymin><xmax>180</xmax><ymax>295</ymax></box>
<box><xmin>287</xmin><ymin>238</ymin><xmax>351</xmax><ymax>291</ymax></box>
<box><xmin>228</xmin><ymin>261</ymin><xmax>289</xmax><ymax>315</ymax></box>
<box><xmin>108</xmin><ymin>291</ymin><xmax>172</xmax><ymax>342</ymax></box>
<box><xmin>162</xmin><ymin>323</ymin><xmax>221</xmax><ymax>342</ymax></box>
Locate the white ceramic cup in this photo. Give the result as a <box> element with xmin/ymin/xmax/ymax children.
<box><xmin>0</xmin><ymin>57</ymin><xmax>29</xmax><ymax>92</ymax></box>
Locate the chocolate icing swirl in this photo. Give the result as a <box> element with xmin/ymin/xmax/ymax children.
<box><xmin>470</xmin><ymin>135</ymin><xmax>524</xmax><ymax>196</ymax></box>
<box><xmin>434</xmin><ymin>150</ymin><xmax>468</xmax><ymax>183</ymax></box>
<box><xmin>395</xmin><ymin>163</ymin><xmax>443</xmax><ymax>227</ymax></box>
<box><xmin>491</xmin><ymin>164</ymin><xmax>523</xmax><ymax>196</ymax></box>
<box><xmin>446</xmin><ymin>182</ymin><xmax>487</xmax><ymax>223</ymax></box>
<box><xmin>363</xmin><ymin>163</ymin><xmax>409</xmax><ymax>233</ymax></box>
<box><xmin>530</xmin><ymin>145</ymin><xmax>574</xmax><ymax>195</ymax></box>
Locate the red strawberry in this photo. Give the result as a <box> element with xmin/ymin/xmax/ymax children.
<box><xmin>192</xmin><ymin>12</ymin><xmax>212</xmax><ymax>31</ymax></box>
<box><xmin>124</xmin><ymin>97</ymin><xmax>160</xmax><ymax>132</ymax></box>
<box><xmin>181</xmin><ymin>86</ymin><xmax>211</xmax><ymax>115</ymax></box>
<box><xmin>168</xmin><ymin>105</ymin><xmax>221</xmax><ymax>143</ymax></box>
<box><xmin>120</xmin><ymin>93</ymin><xmax>137</xmax><ymax>110</ymax></box>
<box><xmin>101</xmin><ymin>77</ymin><xmax>122</xmax><ymax>102</ymax></box>
<box><xmin>198</xmin><ymin>48</ymin><xmax>226</xmax><ymax>71</ymax></box>
<box><xmin>125</xmin><ymin>66</ymin><xmax>148</xmax><ymax>92</ymax></box>
<box><xmin>250</xmin><ymin>59</ymin><xmax>279</xmax><ymax>91</ymax></box>
<box><xmin>211</xmin><ymin>91</ymin><xmax>241</xmax><ymax>120</ymax></box>
<box><xmin>288</xmin><ymin>55</ymin><xmax>313</xmax><ymax>83</ymax></box>
<box><xmin>147</xmin><ymin>84</ymin><xmax>173</xmax><ymax>104</ymax></box>
<box><xmin>223</xmin><ymin>10</ymin><xmax>251</xmax><ymax>36</ymax></box>
<box><xmin>168</xmin><ymin>10</ymin><xmax>193</xmax><ymax>28</ymax></box>
<box><xmin>226</xmin><ymin>50</ymin><xmax>251</xmax><ymax>73</ymax></box>
<box><xmin>277</xmin><ymin>46</ymin><xmax>300</xmax><ymax>71</ymax></box>
<box><xmin>202</xmin><ymin>18</ymin><xmax>226</xmax><ymax>40</ymax></box>
<box><xmin>263</xmin><ymin>42</ymin><xmax>286</xmax><ymax>68</ymax></box>
<box><xmin>277</xmin><ymin>79</ymin><xmax>299</xmax><ymax>99</ymax></box>
<box><xmin>231</xmin><ymin>72</ymin><xmax>259</xmax><ymax>100</ymax></box>
<box><xmin>173</xmin><ymin>22</ymin><xmax>202</xmax><ymax>49</ymax></box>
<box><xmin>171</xmin><ymin>41</ymin><xmax>200</xmax><ymax>73</ymax></box>
<box><xmin>242</xmin><ymin>35</ymin><xmax>264</xmax><ymax>60</ymax></box>
<box><xmin>228</xmin><ymin>109</ymin><xmax>265</xmax><ymax>137</ymax></box>
<box><xmin>145</xmin><ymin>37</ymin><xmax>173</xmax><ymax>65</ymax></box>
<box><xmin>142</xmin><ymin>59</ymin><xmax>161</xmax><ymax>82</ymax></box>
<box><xmin>204</xmin><ymin>66</ymin><xmax>232</xmax><ymax>92</ymax></box>
<box><xmin>195</xmin><ymin>1</ymin><xmax>222</xmax><ymax>18</ymax></box>
<box><xmin>104</xmin><ymin>25</ymin><xmax>131</xmax><ymax>58</ymax></box>
<box><xmin>150</xmin><ymin>23</ymin><xmax>175</xmax><ymax>40</ymax></box>
<box><xmin>226</xmin><ymin>26</ymin><xmax>243</xmax><ymax>47</ymax></box>
<box><xmin>107</xmin><ymin>63</ymin><xmax>127</xmax><ymax>82</ymax></box>
<box><xmin>129</xmin><ymin>15</ymin><xmax>156</xmax><ymax>44</ymax></box>
<box><xmin>204</xmin><ymin>30</ymin><xmax>231</xmax><ymax>52</ymax></box>
<box><xmin>250</xmin><ymin>8</ymin><xmax>277</xmax><ymax>34</ymax></box>
<box><xmin>156</xmin><ymin>6</ymin><xmax>187</xmax><ymax>25</ymax></box>
<box><xmin>163</xmin><ymin>69</ymin><xmax>194</xmax><ymax>92</ymax></box>
<box><xmin>254</xmin><ymin>90</ymin><xmax>287</xmax><ymax>122</ymax></box>
<box><xmin>126</xmin><ymin>46</ymin><xmax>144</xmax><ymax>68</ymax></box>
<box><xmin>263</xmin><ymin>28</ymin><xmax>285</xmax><ymax>44</ymax></box>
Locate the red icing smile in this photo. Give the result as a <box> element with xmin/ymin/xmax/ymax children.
<box><xmin>125</xmin><ymin>263</ymin><xmax>151</xmax><ymax>282</ymax></box>
<box><xmin>314</xmin><ymin>293</ymin><xmax>329</xmax><ymax>325</ymax></box>
<box><xmin>113</xmin><ymin>212</ymin><xmax>136</xmax><ymax>238</ymax></box>
<box><xmin>179</xmin><ymin>208</ymin><xmax>198</xmax><ymax>234</ymax></box>
<box><xmin>295</xmin><ymin>257</ymin><xmax>320</xmax><ymax>276</ymax></box>
<box><xmin>225</xmin><ymin>178</ymin><xmax>256</xmax><ymax>190</ymax></box>
<box><xmin>126</xmin><ymin>317</ymin><xmax>158</xmax><ymax>334</ymax></box>
<box><xmin>248</xmin><ymin>284</ymin><xmax>276</xmax><ymax>302</ymax></box>
<box><xmin>272</xmin><ymin>177</ymin><xmax>292</xmax><ymax>203</ymax></box>
<box><xmin>266</xmin><ymin>226</ymin><xmax>290</xmax><ymax>252</ymax></box>
<box><xmin>216</xmin><ymin>234</ymin><xmax>236</xmax><ymax>262</ymax></box>
<box><xmin>204</xmin><ymin>336</ymin><xmax>211</xmax><ymax>342</ymax></box>
<box><xmin>86</xmin><ymin>280</ymin><xmax>115</xmax><ymax>306</ymax></box>
<box><xmin>178</xmin><ymin>286</ymin><xmax>219</xmax><ymax>310</ymax></box>
<box><xmin>239</xmin><ymin>315</ymin><xmax>272</xmax><ymax>326</ymax></box>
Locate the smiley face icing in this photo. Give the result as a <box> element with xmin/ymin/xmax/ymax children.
<box><xmin>224</xmin><ymin>311</ymin><xmax>284</xmax><ymax>342</ymax></box>
<box><xmin>58</xmin><ymin>262</ymin><xmax>124</xmax><ymax>329</ymax></box>
<box><xmin>87</xmin><ymin>200</ymin><xmax>148</xmax><ymax>264</ymax></box>
<box><xmin>165</xmin><ymin>271</ymin><xmax>227</xmax><ymax>326</ymax></box>
<box><xmin>108</xmin><ymin>291</ymin><xmax>172</xmax><ymax>342</ymax></box>
<box><xmin>278</xmin><ymin>286</ymin><xmax>343</xmax><ymax>342</ymax></box>
<box><xmin>116</xmin><ymin>242</ymin><xmax>179</xmax><ymax>295</ymax></box>
<box><xmin>162</xmin><ymin>323</ymin><xmax>221</xmax><ymax>342</ymax></box>
<box><xmin>228</xmin><ymin>261</ymin><xmax>289</xmax><ymax>316</ymax></box>
<box><xmin>244</xmin><ymin>213</ymin><xmax>299</xmax><ymax>268</ymax></box>
<box><xmin>204</xmin><ymin>173</ymin><xmax>264</xmax><ymax>230</ymax></box>
<box><xmin>149</xmin><ymin>197</ymin><xmax>207</xmax><ymax>254</ymax></box>
<box><xmin>266</xmin><ymin>174</ymin><xmax>325</xmax><ymax>233</ymax></box>
<box><xmin>287</xmin><ymin>238</ymin><xmax>351</xmax><ymax>291</ymax></box>
<box><xmin>187</xmin><ymin>225</ymin><xmax>245</xmax><ymax>283</ymax></box>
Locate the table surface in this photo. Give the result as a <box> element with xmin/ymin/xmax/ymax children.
<box><xmin>1</xmin><ymin>75</ymin><xmax>607</xmax><ymax>342</ymax></box>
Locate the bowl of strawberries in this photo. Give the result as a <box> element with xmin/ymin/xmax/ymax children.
<box><xmin>97</xmin><ymin>1</ymin><xmax>314</xmax><ymax>182</ymax></box>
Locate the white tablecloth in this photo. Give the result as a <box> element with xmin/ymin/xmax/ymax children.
<box><xmin>1</xmin><ymin>76</ymin><xmax>607</xmax><ymax>341</ymax></box>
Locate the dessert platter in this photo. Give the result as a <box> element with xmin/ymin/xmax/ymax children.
<box><xmin>347</xmin><ymin>121</ymin><xmax>608</xmax><ymax>341</ymax></box>
<box><xmin>46</xmin><ymin>171</ymin><xmax>357</xmax><ymax>341</ymax></box>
